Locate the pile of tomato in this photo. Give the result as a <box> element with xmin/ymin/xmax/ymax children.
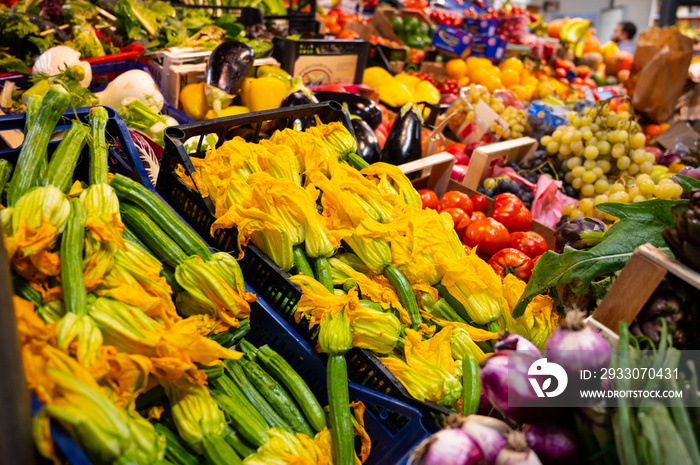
<box><xmin>429</xmin><ymin>9</ymin><xmax>463</xmax><ymax>27</ymax></box>
<box><xmin>418</xmin><ymin>189</ymin><xmax>548</xmax><ymax>281</ymax></box>
<box><xmin>408</xmin><ymin>72</ymin><xmax>461</xmax><ymax>94</ymax></box>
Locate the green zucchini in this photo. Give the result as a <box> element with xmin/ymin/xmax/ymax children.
<box><xmin>202</xmin><ymin>434</ymin><xmax>241</xmax><ymax>465</ymax></box>
<box><xmin>88</xmin><ymin>106</ymin><xmax>109</xmax><ymax>185</ymax></box>
<box><xmin>122</xmin><ymin>227</ymin><xmax>151</xmax><ymax>252</ymax></box>
<box><xmin>461</xmin><ymin>353</ymin><xmax>480</xmax><ymax>416</ymax></box>
<box><xmin>359</xmin><ymin>300</ymin><xmax>383</xmax><ymax>311</ymax></box>
<box><xmin>237</xmin><ymin>339</ymin><xmax>258</xmax><ymax>360</ymax></box>
<box><xmin>61</xmin><ymin>198</ymin><xmax>88</xmax><ymax>316</ymax></box>
<box><xmin>110</xmin><ymin>174</ymin><xmax>212</xmax><ymax>259</ymax></box>
<box><xmin>0</xmin><ymin>159</ymin><xmax>13</xmax><ymax>201</ymax></box>
<box><xmin>241</xmin><ymin>360</ymin><xmax>314</xmax><ymax>437</ymax></box>
<box><xmin>154</xmin><ymin>423</ymin><xmax>200</xmax><ymax>465</ymax></box>
<box><xmin>292</xmin><ymin>246</ymin><xmax>314</xmax><ymax>277</ymax></box>
<box><xmin>135</xmin><ymin>385</ymin><xmax>165</xmax><ymax>410</ymax></box>
<box><xmin>25</xmin><ymin>94</ymin><xmax>42</xmax><ymax>130</ymax></box>
<box><xmin>208</xmin><ymin>320</ymin><xmax>250</xmax><ymax>347</ymax></box>
<box><xmin>314</xmin><ymin>257</ymin><xmax>334</xmax><ymax>293</ymax></box>
<box><xmin>435</xmin><ymin>283</ymin><xmax>473</xmax><ymax>323</ymax></box>
<box><xmin>384</xmin><ymin>265</ymin><xmax>421</xmax><ymax>328</ymax></box>
<box><xmin>342</xmin><ymin>279</ymin><xmax>358</xmax><ymax>294</ymax></box>
<box><xmin>197</xmin><ymin>362</ymin><xmax>224</xmax><ymax>380</ymax></box>
<box><xmin>45</xmin><ymin>120</ymin><xmax>89</xmax><ymax>193</ymax></box>
<box><xmin>433</xmin><ymin>298</ymin><xmax>468</xmax><ymax>324</ymax></box>
<box><xmin>120</xmin><ymin>203</ymin><xmax>188</xmax><ymax>268</ymax></box>
<box><xmin>210</xmin><ymin>390</ymin><xmax>269</xmax><ymax>448</ymax></box>
<box><xmin>224</xmin><ymin>359</ymin><xmax>290</xmax><ymax>430</ymax></box>
<box><xmin>160</xmin><ymin>266</ymin><xmax>179</xmax><ymax>291</ymax></box>
<box><xmin>327</xmin><ymin>354</ymin><xmax>354</xmax><ymax>465</ymax></box>
<box><xmin>8</xmin><ymin>85</ymin><xmax>70</xmax><ymax>205</ymax></box>
<box><xmin>256</xmin><ymin>345</ymin><xmax>326</xmax><ymax>433</ymax></box>
<box><xmin>209</xmin><ymin>375</ymin><xmax>268</xmax><ymax>428</ymax></box>
<box><xmin>223</xmin><ymin>426</ymin><xmax>255</xmax><ymax>459</ymax></box>
<box><xmin>12</xmin><ymin>274</ymin><xmax>42</xmax><ymax>307</ymax></box>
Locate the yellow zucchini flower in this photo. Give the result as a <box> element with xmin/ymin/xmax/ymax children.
<box><xmin>361</xmin><ymin>163</ymin><xmax>422</xmax><ymax>209</ymax></box>
<box><xmin>350</xmin><ymin>304</ymin><xmax>401</xmax><ymax>355</ymax></box>
<box><xmin>257</xmin><ymin>140</ymin><xmax>302</xmax><ymax>185</ymax></box>
<box><xmin>243</xmin><ymin>428</ymin><xmax>332</xmax><ymax>465</ymax></box>
<box><xmin>306</xmin><ymin>121</ymin><xmax>358</xmax><ymax>158</ymax></box>
<box><xmin>501</xmin><ymin>274</ymin><xmax>558</xmax><ymax>350</ymax></box>
<box><xmin>380</xmin><ymin>328</ymin><xmax>462</xmax><ymax>406</ymax></box>
<box><xmin>55</xmin><ymin>312</ymin><xmax>104</xmax><ymax>367</ymax></box>
<box><xmin>174</xmin><ymin>253</ymin><xmax>255</xmax><ymax>327</ymax></box>
<box><xmin>438</xmin><ymin>249</ymin><xmax>506</xmax><ymax>326</ymax></box>
<box><xmin>268</xmin><ymin>128</ymin><xmax>339</xmax><ymax>176</ymax></box>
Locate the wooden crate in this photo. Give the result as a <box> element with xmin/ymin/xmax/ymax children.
<box><xmin>403</xmin><ymin>153</ymin><xmax>556</xmax><ymax>250</ymax></box>
<box><xmin>461</xmin><ymin>137</ymin><xmax>539</xmax><ymax>191</ymax></box>
<box><xmin>591</xmin><ymin>243</ymin><xmax>700</xmax><ymax>334</ymax></box>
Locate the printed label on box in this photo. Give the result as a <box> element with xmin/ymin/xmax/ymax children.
<box><xmin>293</xmin><ymin>54</ymin><xmax>358</xmax><ymax>86</ymax></box>
<box><xmin>431</xmin><ymin>25</ymin><xmax>473</xmax><ymax>58</ymax></box>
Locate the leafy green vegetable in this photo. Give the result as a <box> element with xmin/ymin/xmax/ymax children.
<box><xmin>513</xmin><ymin>199</ymin><xmax>685</xmax><ymax>317</ymax></box>
<box><xmin>65</xmin><ymin>24</ymin><xmax>105</xmax><ymax>58</ymax></box>
<box><xmin>215</xmin><ymin>14</ymin><xmax>245</xmax><ymax>41</ymax></box>
<box><xmin>115</xmin><ymin>0</ymin><xmax>186</xmax><ymax>49</ymax></box>
<box><xmin>675</xmin><ymin>174</ymin><xmax>700</xmax><ymax>191</ymax></box>
<box><xmin>180</xmin><ymin>9</ymin><xmax>215</xmax><ymax>34</ymax></box>
<box><xmin>0</xmin><ymin>52</ymin><xmax>29</xmax><ymax>74</ymax></box>
<box><xmin>61</xmin><ymin>0</ymin><xmax>98</xmax><ymax>26</ymax></box>
<box><xmin>183</xmin><ymin>25</ymin><xmax>227</xmax><ymax>50</ymax></box>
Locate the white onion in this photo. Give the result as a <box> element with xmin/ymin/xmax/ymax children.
<box><xmin>410</xmin><ymin>428</ymin><xmax>484</xmax><ymax>465</ymax></box>
<box><xmin>457</xmin><ymin>415</ymin><xmax>511</xmax><ymax>465</ymax></box>
<box><xmin>33</xmin><ymin>46</ymin><xmax>92</xmax><ymax>88</ymax></box>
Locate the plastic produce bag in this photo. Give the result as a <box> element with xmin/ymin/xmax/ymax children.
<box><xmin>627</xmin><ymin>26</ymin><xmax>693</xmax><ymax>123</ymax></box>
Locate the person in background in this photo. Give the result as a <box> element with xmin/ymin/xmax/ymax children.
<box><xmin>611</xmin><ymin>21</ymin><xmax>637</xmax><ymax>54</ymax></box>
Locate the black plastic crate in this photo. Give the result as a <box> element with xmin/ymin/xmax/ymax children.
<box><xmin>272</xmin><ymin>37</ymin><xmax>371</xmax><ymax>86</ymax></box>
<box><xmin>156</xmin><ymin>102</ymin><xmax>454</xmax><ymax>420</ymax></box>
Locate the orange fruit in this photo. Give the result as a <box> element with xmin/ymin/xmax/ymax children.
<box><xmin>482</xmin><ymin>75</ymin><xmax>503</xmax><ymax>93</ymax></box>
<box><xmin>501</xmin><ymin>68</ymin><xmax>521</xmax><ymax>88</ymax></box>
<box><xmin>510</xmin><ymin>85</ymin><xmax>530</xmax><ymax>101</ymax></box>
<box><xmin>500</xmin><ymin>57</ymin><xmax>524</xmax><ymax>73</ymax></box>
<box><xmin>520</xmin><ymin>67</ymin><xmax>531</xmax><ymax>82</ymax></box>
<box><xmin>445</xmin><ymin>59</ymin><xmax>468</xmax><ymax>79</ymax></box>
<box><xmin>471</xmin><ymin>67</ymin><xmax>492</xmax><ymax>85</ymax></box>
<box><xmin>458</xmin><ymin>76</ymin><xmax>470</xmax><ymax>86</ymax></box>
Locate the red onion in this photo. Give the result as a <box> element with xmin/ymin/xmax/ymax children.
<box><xmin>494</xmin><ymin>332</ymin><xmax>540</xmax><ymax>355</ymax></box>
<box><xmin>544</xmin><ymin>310</ymin><xmax>611</xmax><ymax>374</ymax></box>
<box><xmin>495</xmin><ymin>432</ymin><xmax>542</xmax><ymax>465</ymax></box>
<box><xmin>450</xmin><ymin>414</ymin><xmax>512</xmax><ymax>465</ymax></box>
<box><xmin>410</xmin><ymin>427</ymin><xmax>484</xmax><ymax>465</ymax></box>
<box><xmin>658</xmin><ymin>150</ymin><xmax>682</xmax><ymax>167</ymax></box>
<box><xmin>523</xmin><ymin>424</ymin><xmax>578</xmax><ymax>465</ymax></box>
<box><xmin>480</xmin><ymin>352</ymin><xmax>558</xmax><ymax>424</ymax></box>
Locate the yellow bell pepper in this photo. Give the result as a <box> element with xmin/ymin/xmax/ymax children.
<box><xmin>205</xmin><ymin>106</ymin><xmax>250</xmax><ymax>119</ymax></box>
<box><xmin>376</xmin><ymin>79</ymin><xmax>412</xmax><ymax>108</ymax></box>
<box><xmin>362</xmin><ymin>67</ymin><xmax>393</xmax><ymax>90</ymax></box>
<box><xmin>412</xmin><ymin>80</ymin><xmax>440</xmax><ymax>105</ymax></box>
<box><xmin>240</xmin><ymin>77</ymin><xmax>287</xmax><ymax>112</ymax></box>
<box><xmin>393</xmin><ymin>73</ymin><xmax>422</xmax><ymax>90</ymax></box>
<box><xmin>179</xmin><ymin>82</ymin><xmax>208</xmax><ymax>121</ymax></box>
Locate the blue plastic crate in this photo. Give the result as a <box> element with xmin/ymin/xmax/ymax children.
<box><xmin>0</xmin><ymin>61</ymin><xmax>193</xmax><ymax>125</ymax></box>
<box><xmin>0</xmin><ymin>107</ymin><xmax>149</xmax><ymax>189</ymax></box>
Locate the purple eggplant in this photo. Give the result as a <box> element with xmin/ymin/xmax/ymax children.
<box><xmin>351</xmin><ymin>119</ymin><xmax>381</xmax><ymax>164</ymax></box>
<box><xmin>314</xmin><ymin>91</ymin><xmax>382</xmax><ymax>129</ymax></box>
<box><xmin>554</xmin><ymin>217</ymin><xmax>606</xmax><ymax>253</ymax></box>
<box><xmin>206</xmin><ymin>41</ymin><xmax>255</xmax><ymax>94</ymax></box>
<box><xmin>381</xmin><ymin>103</ymin><xmax>422</xmax><ymax>167</ymax></box>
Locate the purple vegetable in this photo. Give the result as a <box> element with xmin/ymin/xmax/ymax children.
<box><xmin>658</xmin><ymin>150</ymin><xmax>682</xmax><ymax>167</ymax></box>
<box><xmin>494</xmin><ymin>332</ymin><xmax>540</xmax><ymax>355</ymax></box>
<box><xmin>451</xmin><ymin>414</ymin><xmax>511</xmax><ymax>465</ymax></box>
<box><xmin>554</xmin><ymin>217</ymin><xmax>606</xmax><ymax>253</ymax></box>
<box><xmin>679</xmin><ymin>166</ymin><xmax>700</xmax><ymax>180</ymax></box>
<box><xmin>411</xmin><ymin>427</ymin><xmax>484</xmax><ymax>465</ymax></box>
<box><xmin>544</xmin><ymin>310</ymin><xmax>611</xmax><ymax>374</ymax></box>
<box><xmin>496</xmin><ymin>432</ymin><xmax>542</xmax><ymax>465</ymax></box>
<box><xmin>523</xmin><ymin>424</ymin><xmax>578</xmax><ymax>465</ymax></box>
<box><xmin>480</xmin><ymin>352</ymin><xmax>557</xmax><ymax>424</ymax></box>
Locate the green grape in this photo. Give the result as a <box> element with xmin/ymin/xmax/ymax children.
<box><xmin>583</xmin><ymin>160</ymin><xmax>597</xmax><ymax>170</ymax></box>
<box><xmin>644</xmin><ymin>152</ymin><xmax>656</xmax><ymax>164</ymax></box>
<box><xmin>617</xmin><ymin>130</ymin><xmax>629</xmax><ymax>142</ymax></box>
<box><xmin>559</xmin><ymin>143</ymin><xmax>572</xmax><ymax>156</ymax></box>
<box><xmin>607</xmin><ymin>131</ymin><xmax>618</xmax><ymax>143</ymax></box>
<box><xmin>566</xmin><ymin>111</ymin><xmax>576</xmax><ymax>122</ymax></box>
<box><xmin>606</xmin><ymin>113</ymin><xmax>618</xmax><ymax>128</ymax></box>
<box><xmin>617</xmin><ymin>111</ymin><xmax>630</xmax><ymax>121</ymax></box>
<box><xmin>581</xmin><ymin>183</ymin><xmax>595</xmax><ymax>198</ymax></box>
<box><xmin>597</xmin><ymin>140</ymin><xmax>611</xmax><ymax>155</ymax></box>
<box><xmin>632</xmin><ymin>149</ymin><xmax>647</xmax><ymax>164</ymax></box>
<box><xmin>582</xmin><ymin>171</ymin><xmax>597</xmax><ymax>184</ymax></box>
<box><xmin>595</xmin><ymin>194</ymin><xmax>609</xmax><ymax>204</ymax></box>
<box><xmin>628</xmin><ymin>163</ymin><xmax>639</xmax><ymax>175</ymax></box>
<box><xmin>552</xmin><ymin>129</ymin><xmax>563</xmax><ymax>142</ymax></box>
<box><xmin>594</xmin><ymin>178</ymin><xmax>610</xmax><ymax>194</ymax></box>
<box><xmin>611</xmin><ymin>143</ymin><xmax>626</xmax><ymax>159</ymax></box>
<box><xmin>584</xmin><ymin>145</ymin><xmax>599</xmax><ymax>160</ymax></box>
<box><xmin>546</xmin><ymin>141</ymin><xmax>560</xmax><ymax>154</ymax></box>
<box><xmin>483</xmin><ymin>177</ymin><xmax>497</xmax><ymax>189</ymax></box>
<box><xmin>571</xmin><ymin>131</ymin><xmax>583</xmax><ymax>142</ymax></box>
<box><xmin>581</xmin><ymin>129</ymin><xmax>593</xmax><ymax>141</ymax></box>
<box><xmin>541</xmin><ymin>135</ymin><xmax>552</xmax><ymax>146</ymax></box>
<box><xmin>590</xmin><ymin>123</ymin><xmax>600</xmax><ymax>132</ymax></box>
<box><xmin>571</xmin><ymin>166</ymin><xmax>586</xmax><ymax>178</ymax></box>
<box><xmin>639</xmin><ymin>161</ymin><xmax>654</xmax><ymax>174</ymax></box>
<box><xmin>592</xmin><ymin>166</ymin><xmax>604</xmax><ymax>177</ymax></box>
<box><xmin>596</xmin><ymin>160</ymin><xmax>612</xmax><ymax>173</ymax></box>
<box><xmin>630</xmin><ymin>132</ymin><xmax>646</xmax><ymax>149</ymax></box>
<box><xmin>562</xmin><ymin>131</ymin><xmax>574</xmax><ymax>145</ymax></box>
<box><xmin>610</xmin><ymin>183</ymin><xmax>626</xmax><ymax>194</ymax></box>
<box><xmin>570</xmin><ymin>140</ymin><xmax>584</xmax><ymax>153</ymax></box>
<box><xmin>616</xmin><ymin>156</ymin><xmax>631</xmax><ymax>170</ymax></box>
<box><xmin>633</xmin><ymin>195</ymin><xmax>647</xmax><ymax>202</ymax></box>
<box><xmin>565</xmin><ymin>171</ymin><xmax>575</xmax><ymax>183</ymax></box>
<box><xmin>567</xmin><ymin>157</ymin><xmax>583</xmax><ymax>169</ymax></box>
<box><xmin>572</xmin><ymin>177</ymin><xmax>583</xmax><ymax>189</ymax></box>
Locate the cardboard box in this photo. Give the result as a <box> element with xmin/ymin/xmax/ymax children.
<box><xmin>368</xmin><ymin>5</ymin><xmax>434</xmax><ymax>46</ymax></box>
<box><xmin>431</xmin><ymin>25</ymin><xmax>473</xmax><ymax>58</ymax></box>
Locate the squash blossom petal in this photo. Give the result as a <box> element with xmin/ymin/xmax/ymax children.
<box><xmin>306</xmin><ymin>121</ymin><xmax>357</xmax><ymax>157</ymax></box>
<box><xmin>174</xmin><ymin>254</ymin><xmax>254</xmax><ymax>327</ymax></box>
<box><xmin>380</xmin><ymin>328</ymin><xmax>461</xmax><ymax>406</ymax></box>
<box><xmin>501</xmin><ymin>275</ymin><xmax>558</xmax><ymax>350</ymax></box>
<box><xmin>438</xmin><ymin>250</ymin><xmax>505</xmax><ymax>325</ymax></box>
<box><xmin>243</xmin><ymin>427</ymin><xmax>332</xmax><ymax>465</ymax></box>
<box><xmin>328</xmin><ymin>257</ymin><xmax>405</xmax><ymax>314</ymax></box>
<box><xmin>160</xmin><ymin>377</ymin><xmax>226</xmax><ymax>454</ymax></box>
<box><xmin>55</xmin><ymin>312</ymin><xmax>104</xmax><ymax>367</ymax></box>
<box><xmin>350</xmin><ymin>304</ymin><xmax>400</xmax><ymax>355</ymax></box>
<box><xmin>361</xmin><ymin>163</ymin><xmax>422</xmax><ymax>209</ymax></box>
<box><xmin>268</xmin><ymin>128</ymin><xmax>340</xmax><ymax>176</ymax></box>
<box><xmin>257</xmin><ymin>140</ymin><xmax>302</xmax><ymax>185</ymax></box>
<box><xmin>450</xmin><ymin>327</ymin><xmax>489</xmax><ymax>362</ymax></box>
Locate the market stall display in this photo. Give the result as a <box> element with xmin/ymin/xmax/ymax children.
<box><xmin>2</xmin><ymin>0</ymin><xmax>700</xmax><ymax>463</ymax></box>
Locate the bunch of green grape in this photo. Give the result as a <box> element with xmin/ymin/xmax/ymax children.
<box><xmin>540</xmin><ymin>101</ymin><xmax>654</xmax><ymax>199</ymax></box>
<box><xmin>446</xmin><ymin>84</ymin><xmax>529</xmax><ymax>140</ymax></box>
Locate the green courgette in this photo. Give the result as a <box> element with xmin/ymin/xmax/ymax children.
<box><xmin>327</xmin><ymin>354</ymin><xmax>354</xmax><ymax>465</ymax></box>
<box><xmin>154</xmin><ymin>423</ymin><xmax>200</xmax><ymax>465</ymax></box>
<box><xmin>222</xmin><ymin>425</ymin><xmax>255</xmax><ymax>459</ymax></box>
<box><xmin>61</xmin><ymin>198</ymin><xmax>88</xmax><ymax>316</ymax></box>
<box><xmin>292</xmin><ymin>246</ymin><xmax>314</xmax><ymax>277</ymax></box>
<box><xmin>110</xmin><ymin>174</ymin><xmax>212</xmax><ymax>259</ymax></box>
<box><xmin>12</xmin><ymin>274</ymin><xmax>42</xmax><ymax>307</ymax></box>
<box><xmin>0</xmin><ymin>159</ymin><xmax>13</xmax><ymax>201</ymax></box>
<box><xmin>256</xmin><ymin>345</ymin><xmax>326</xmax><ymax>433</ymax></box>
<box><xmin>314</xmin><ymin>257</ymin><xmax>334</xmax><ymax>293</ymax></box>
<box><xmin>241</xmin><ymin>360</ymin><xmax>314</xmax><ymax>437</ymax></box>
<box><xmin>88</xmin><ymin>106</ymin><xmax>109</xmax><ymax>185</ymax></box>
<box><xmin>383</xmin><ymin>265</ymin><xmax>421</xmax><ymax>328</ymax></box>
<box><xmin>210</xmin><ymin>390</ymin><xmax>269</xmax><ymax>448</ymax></box>
<box><xmin>461</xmin><ymin>353</ymin><xmax>480</xmax><ymax>416</ymax></box>
<box><xmin>45</xmin><ymin>120</ymin><xmax>89</xmax><ymax>193</ymax></box>
<box><xmin>202</xmin><ymin>434</ymin><xmax>241</xmax><ymax>465</ymax></box>
<box><xmin>119</xmin><ymin>203</ymin><xmax>188</xmax><ymax>268</ymax></box>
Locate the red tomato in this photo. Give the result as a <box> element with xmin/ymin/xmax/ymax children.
<box><xmin>441</xmin><ymin>208</ymin><xmax>469</xmax><ymax>233</ymax></box>
<box><xmin>488</xmin><ymin>248</ymin><xmax>534</xmax><ymax>281</ymax></box>
<box><xmin>456</xmin><ymin>216</ymin><xmax>472</xmax><ymax>239</ymax></box>
<box><xmin>439</xmin><ymin>191</ymin><xmax>474</xmax><ymax>216</ymax></box>
<box><xmin>470</xmin><ymin>194</ymin><xmax>488</xmax><ymax>213</ymax></box>
<box><xmin>471</xmin><ymin>211</ymin><xmax>486</xmax><ymax>222</ymax></box>
<box><xmin>463</xmin><ymin>243</ymin><xmax>472</xmax><ymax>254</ymax></box>
<box><xmin>492</xmin><ymin>193</ymin><xmax>523</xmax><ymax>210</ymax></box>
<box><xmin>509</xmin><ymin>231</ymin><xmax>548</xmax><ymax>258</ymax></box>
<box><xmin>555</xmin><ymin>67</ymin><xmax>567</xmax><ymax>79</ymax></box>
<box><xmin>418</xmin><ymin>189</ymin><xmax>439</xmax><ymax>210</ymax></box>
<box><xmin>532</xmin><ymin>254</ymin><xmax>542</xmax><ymax>266</ymax></box>
<box><xmin>463</xmin><ymin>218</ymin><xmax>510</xmax><ymax>256</ymax></box>
<box><xmin>491</xmin><ymin>203</ymin><xmax>533</xmax><ymax>233</ymax></box>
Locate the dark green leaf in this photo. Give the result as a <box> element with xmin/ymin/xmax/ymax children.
<box><xmin>0</xmin><ymin>52</ymin><xmax>29</xmax><ymax>74</ymax></box>
<box><xmin>675</xmin><ymin>174</ymin><xmax>700</xmax><ymax>192</ymax></box>
<box><xmin>513</xmin><ymin>199</ymin><xmax>686</xmax><ymax>317</ymax></box>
